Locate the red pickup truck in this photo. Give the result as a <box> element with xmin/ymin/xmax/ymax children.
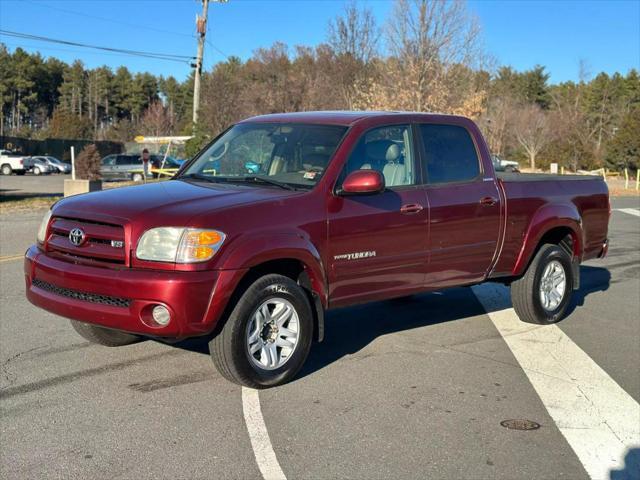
<box><xmin>25</xmin><ymin>112</ymin><xmax>609</xmax><ymax>388</ymax></box>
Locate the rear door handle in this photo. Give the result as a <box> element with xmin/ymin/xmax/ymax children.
<box><xmin>479</xmin><ymin>196</ymin><xmax>497</xmax><ymax>206</ymax></box>
<box><xmin>400</xmin><ymin>203</ymin><xmax>424</xmax><ymax>214</ymax></box>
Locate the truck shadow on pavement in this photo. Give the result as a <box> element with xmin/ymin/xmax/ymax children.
<box><xmin>301</xmin><ymin>265</ymin><xmax>610</xmax><ymax>379</ymax></box>
<box><xmin>164</xmin><ymin>266</ymin><xmax>610</xmax><ymax>379</ymax></box>
<box><xmin>565</xmin><ymin>265</ymin><xmax>612</xmax><ymax>316</ymax></box>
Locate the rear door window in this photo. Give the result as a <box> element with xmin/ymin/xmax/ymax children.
<box><xmin>418</xmin><ymin>124</ymin><xmax>480</xmax><ymax>184</ymax></box>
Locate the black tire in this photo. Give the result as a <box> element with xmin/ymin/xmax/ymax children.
<box><xmin>1</xmin><ymin>164</ymin><xmax>11</xmax><ymax>175</ymax></box>
<box><xmin>70</xmin><ymin>320</ymin><xmax>140</xmax><ymax>347</ymax></box>
<box><xmin>209</xmin><ymin>274</ymin><xmax>313</xmax><ymax>388</ymax></box>
<box><xmin>504</xmin><ymin>166</ymin><xmax>515</xmax><ymax>173</ymax></box>
<box><xmin>511</xmin><ymin>243</ymin><xmax>574</xmax><ymax>324</ymax></box>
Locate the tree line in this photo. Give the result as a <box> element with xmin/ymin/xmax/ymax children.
<box><xmin>1</xmin><ymin>0</ymin><xmax>638</xmax><ymax>171</ymax></box>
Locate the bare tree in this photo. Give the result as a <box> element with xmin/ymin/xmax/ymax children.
<box><xmin>352</xmin><ymin>0</ymin><xmax>485</xmax><ymax>115</ymax></box>
<box><xmin>386</xmin><ymin>0</ymin><xmax>482</xmax><ymax>112</ymax></box>
<box><xmin>478</xmin><ymin>95</ymin><xmax>518</xmax><ymax>155</ymax></box>
<box><xmin>327</xmin><ymin>1</ymin><xmax>380</xmax><ymax>109</ymax></box>
<box><xmin>140</xmin><ymin>100</ymin><xmax>173</xmax><ymax>137</ymax></box>
<box><xmin>513</xmin><ymin>104</ymin><xmax>552</xmax><ymax>170</ymax></box>
<box><xmin>328</xmin><ymin>0</ymin><xmax>380</xmax><ymax>64</ymax></box>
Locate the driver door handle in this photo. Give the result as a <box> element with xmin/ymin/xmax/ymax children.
<box><xmin>479</xmin><ymin>196</ymin><xmax>497</xmax><ymax>207</ymax></box>
<box><xmin>400</xmin><ymin>203</ymin><xmax>424</xmax><ymax>215</ymax></box>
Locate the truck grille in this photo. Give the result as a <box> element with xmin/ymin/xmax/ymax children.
<box><xmin>47</xmin><ymin>216</ymin><xmax>126</xmax><ymax>266</ymax></box>
<box><xmin>32</xmin><ymin>279</ymin><xmax>131</xmax><ymax>308</ymax></box>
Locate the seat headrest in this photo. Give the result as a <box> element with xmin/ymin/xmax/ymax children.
<box><xmin>366</xmin><ymin>140</ymin><xmax>400</xmax><ymax>163</ymax></box>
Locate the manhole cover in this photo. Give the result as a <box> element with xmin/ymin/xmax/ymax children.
<box><xmin>500</xmin><ymin>419</ymin><xmax>541</xmax><ymax>430</ymax></box>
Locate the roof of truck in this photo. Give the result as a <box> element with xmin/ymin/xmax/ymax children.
<box><xmin>241</xmin><ymin>111</ymin><xmax>466</xmax><ymax>127</ymax></box>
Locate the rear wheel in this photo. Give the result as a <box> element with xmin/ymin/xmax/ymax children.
<box><xmin>1</xmin><ymin>164</ymin><xmax>11</xmax><ymax>175</ymax></box>
<box><xmin>33</xmin><ymin>167</ymin><xmax>41</xmax><ymax>175</ymax></box>
<box><xmin>511</xmin><ymin>243</ymin><xmax>574</xmax><ymax>324</ymax></box>
<box><xmin>132</xmin><ymin>172</ymin><xmax>143</xmax><ymax>182</ymax></box>
<box><xmin>70</xmin><ymin>320</ymin><xmax>140</xmax><ymax>347</ymax></box>
<box><xmin>209</xmin><ymin>274</ymin><xmax>313</xmax><ymax>388</ymax></box>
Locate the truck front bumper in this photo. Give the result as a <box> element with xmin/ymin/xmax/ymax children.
<box><xmin>24</xmin><ymin>245</ymin><xmax>247</xmax><ymax>338</ymax></box>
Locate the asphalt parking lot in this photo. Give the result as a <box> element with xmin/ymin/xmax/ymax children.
<box><xmin>1</xmin><ymin>195</ymin><xmax>638</xmax><ymax>480</ymax></box>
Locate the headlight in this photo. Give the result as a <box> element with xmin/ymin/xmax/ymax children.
<box><xmin>37</xmin><ymin>210</ymin><xmax>53</xmax><ymax>244</ymax></box>
<box><xmin>136</xmin><ymin>227</ymin><xmax>226</xmax><ymax>263</ymax></box>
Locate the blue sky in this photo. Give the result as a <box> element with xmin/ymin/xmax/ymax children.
<box><xmin>0</xmin><ymin>0</ymin><xmax>638</xmax><ymax>83</ymax></box>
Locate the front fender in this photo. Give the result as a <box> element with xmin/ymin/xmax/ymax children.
<box><xmin>513</xmin><ymin>203</ymin><xmax>583</xmax><ymax>276</ymax></box>
<box><xmin>217</xmin><ymin>231</ymin><xmax>328</xmax><ymax>307</ymax></box>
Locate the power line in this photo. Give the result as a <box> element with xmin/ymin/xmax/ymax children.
<box><xmin>0</xmin><ymin>29</ymin><xmax>195</xmax><ymax>63</ymax></box>
<box><xmin>206</xmin><ymin>39</ymin><xmax>231</xmax><ymax>61</ymax></box>
<box><xmin>0</xmin><ymin>40</ymin><xmax>182</xmax><ymax>61</ymax></box>
<box><xmin>22</xmin><ymin>0</ymin><xmax>232</xmax><ymax>65</ymax></box>
<box><xmin>24</xmin><ymin>0</ymin><xmax>196</xmax><ymax>39</ymax></box>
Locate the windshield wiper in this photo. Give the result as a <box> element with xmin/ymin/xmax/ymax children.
<box><xmin>232</xmin><ymin>176</ymin><xmax>298</xmax><ymax>191</ymax></box>
<box><xmin>179</xmin><ymin>173</ymin><xmax>226</xmax><ymax>184</ymax></box>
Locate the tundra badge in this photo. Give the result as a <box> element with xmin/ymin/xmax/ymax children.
<box><xmin>334</xmin><ymin>251</ymin><xmax>376</xmax><ymax>261</ymax></box>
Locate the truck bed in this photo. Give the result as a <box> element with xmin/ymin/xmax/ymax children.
<box><xmin>491</xmin><ymin>172</ymin><xmax>609</xmax><ymax>277</ymax></box>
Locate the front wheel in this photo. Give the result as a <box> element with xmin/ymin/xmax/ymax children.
<box><xmin>70</xmin><ymin>320</ymin><xmax>140</xmax><ymax>346</ymax></box>
<box><xmin>511</xmin><ymin>243</ymin><xmax>574</xmax><ymax>324</ymax></box>
<box><xmin>132</xmin><ymin>173</ymin><xmax>143</xmax><ymax>182</ymax></box>
<box><xmin>209</xmin><ymin>274</ymin><xmax>313</xmax><ymax>388</ymax></box>
<box><xmin>33</xmin><ymin>167</ymin><xmax>41</xmax><ymax>175</ymax></box>
<box><xmin>1</xmin><ymin>164</ymin><xmax>12</xmax><ymax>175</ymax></box>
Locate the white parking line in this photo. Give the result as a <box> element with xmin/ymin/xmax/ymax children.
<box><xmin>615</xmin><ymin>208</ymin><xmax>640</xmax><ymax>217</ymax></box>
<box><xmin>242</xmin><ymin>387</ymin><xmax>287</xmax><ymax>480</ymax></box>
<box><xmin>472</xmin><ymin>283</ymin><xmax>640</xmax><ymax>480</ymax></box>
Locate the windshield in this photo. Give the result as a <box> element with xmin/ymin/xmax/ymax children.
<box><xmin>181</xmin><ymin>123</ymin><xmax>347</xmax><ymax>188</ymax></box>
<box><xmin>47</xmin><ymin>157</ymin><xmax>62</xmax><ymax>164</ymax></box>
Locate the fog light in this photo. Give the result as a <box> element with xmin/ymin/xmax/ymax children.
<box><xmin>152</xmin><ymin>305</ymin><xmax>171</xmax><ymax>326</ymax></box>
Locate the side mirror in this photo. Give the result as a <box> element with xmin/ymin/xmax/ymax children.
<box><xmin>339</xmin><ymin>169</ymin><xmax>385</xmax><ymax>195</ymax></box>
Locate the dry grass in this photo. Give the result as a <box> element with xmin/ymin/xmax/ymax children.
<box><xmin>0</xmin><ymin>196</ymin><xmax>63</xmax><ymax>214</ymax></box>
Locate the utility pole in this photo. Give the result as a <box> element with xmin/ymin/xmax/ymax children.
<box><xmin>192</xmin><ymin>0</ymin><xmax>210</xmax><ymax>128</ymax></box>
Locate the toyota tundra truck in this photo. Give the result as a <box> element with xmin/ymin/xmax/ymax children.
<box><xmin>25</xmin><ymin>112</ymin><xmax>610</xmax><ymax>388</ymax></box>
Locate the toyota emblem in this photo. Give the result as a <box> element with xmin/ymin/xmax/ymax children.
<box><xmin>69</xmin><ymin>228</ymin><xmax>86</xmax><ymax>246</ymax></box>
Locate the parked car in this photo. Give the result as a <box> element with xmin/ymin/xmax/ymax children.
<box><xmin>23</xmin><ymin>157</ymin><xmax>53</xmax><ymax>175</ymax></box>
<box><xmin>25</xmin><ymin>111</ymin><xmax>610</xmax><ymax>388</ymax></box>
<box><xmin>0</xmin><ymin>149</ymin><xmax>27</xmax><ymax>175</ymax></box>
<box><xmin>100</xmin><ymin>154</ymin><xmax>145</xmax><ymax>182</ymax></box>
<box><xmin>153</xmin><ymin>155</ymin><xmax>183</xmax><ymax>169</ymax></box>
<box><xmin>39</xmin><ymin>156</ymin><xmax>71</xmax><ymax>174</ymax></box>
<box><xmin>492</xmin><ymin>154</ymin><xmax>520</xmax><ymax>172</ymax></box>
